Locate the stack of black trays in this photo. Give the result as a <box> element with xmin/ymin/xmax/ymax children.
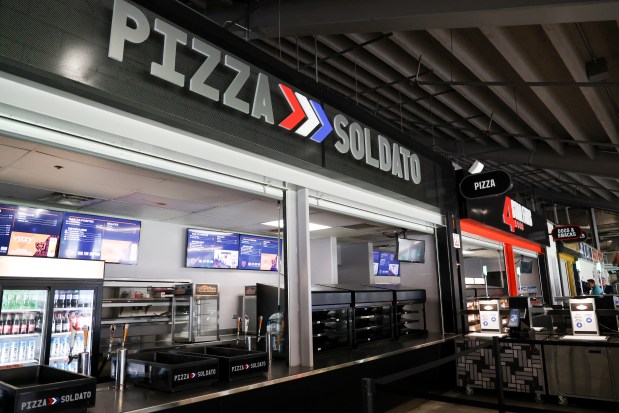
<box><xmin>0</xmin><ymin>365</ymin><xmax>96</xmax><ymax>413</ymax></box>
<box><xmin>368</xmin><ymin>285</ymin><xmax>427</xmax><ymax>338</ymax></box>
<box><xmin>318</xmin><ymin>284</ymin><xmax>393</xmax><ymax>347</ymax></box>
<box><xmin>311</xmin><ymin>285</ymin><xmax>352</xmax><ymax>353</ymax></box>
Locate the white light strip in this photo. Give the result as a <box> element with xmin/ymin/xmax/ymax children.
<box><xmin>308</xmin><ymin>197</ymin><xmax>435</xmax><ymax>234</ymax></box>
<box><xmin>0</xmin><ymin>116</ymin><xmax>284</xmax><ymax>199</ymax></box>
<box><xmin>261</xmin><ymin>220</ymin><xmax>331</xmax><ymax>232</ymax></box>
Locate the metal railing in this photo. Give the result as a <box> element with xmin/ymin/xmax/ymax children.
<box><xmin>361</xmin><ymin>337</ymin><xmax>504</xmax><ymax>413</ymax></box>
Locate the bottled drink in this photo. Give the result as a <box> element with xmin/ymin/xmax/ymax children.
<box><xmin>64</xmin><ymin>291</ymin><xmax>72</xmax><ymax>308</ymax></box>
<box><xmin>51</xmin><ymin>312</ymin><xmax>56</xmax><ymax>333</ymax></box>
<box><xmin>14</xmin><ymin>292</ymin><xmax>22</xmax><ymax>310</ymax></box>
<box><xmin>12</xmin><ymin>314</ymin><xmax>21</xmax><ymax>335</ymax></box>
<box><xmin>34</xmin><ymin>313</ymin><xmax>42</xmax><ymax>333</ymax></box>
<box><xmin>6</xmin><ymin>292</ymin><xmax>15</xmax><ymax>310</ymax></box>
<box><xmin>9</xmin><ymin>341</ymin><xmax>19</xmax><ymax>363</ymax></box>
<box><xmin>27</xmin><ymin>314</ymin><xmax>35</xmax><ymax>334</ymax></box>
<box><xmin>71</xmin><ymin>291</ymin><xmax>78</xmax><ymax>308</ymax></box>
<box><xmin>62</xmin><ymin>313</ymin><xmax>69</xmax><ymax>333</ymax></box>
<box><xmin>27</xmin><ymin>340</ymin><xmax>35</xmax><ymax>360</ymax></box>
<box><xmin>19</xmin><ymin>314</ymin><xmax>28</xmax><ymax>334</ymax></box>
<box><xmin>56</xmin><ymin>291</ymin><xmax>65</xmax><ymax>308</ymax></box>
<box><xmin>53</xmin><ymin>291</ymin><xmax>59</xmax><ymax>308</ymax></box>
<box><xmin>1</xmin><ymin>342</ymin><xmax>11</xmax><ymax>364</ymax></box>
<box><xmin>55</xmin><ymin>313</ymin><xmax>62</xmax><ymax>334</ymax></box>
<box><xmin>3</xmin><ymin>314</ymin><xmax>12</xmax><ymax>335</ymax></box>
<box><xmin>69</xmin><ymin>312</ymin><xmax>78</xmax><ymax>331</ymax></box>
<box><xmin>18</xmin><ymin>340</ymin><xmax>26</xmax><ymax>361</ymax></box>
<box><xmin>0</xmin><ymin>314</ymin><xmax>4</xmax><ymax>335</ymax></box>
<box><xmin>50</xmin><ymin>337</ymin><xmax>58</xmax><ymax>358</ymax></box>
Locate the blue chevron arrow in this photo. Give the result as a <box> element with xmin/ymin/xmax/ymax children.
<box><xmin>309</xmin><ymin>100</ymin><xmax>333</xmax><ymax>143</ymax></box>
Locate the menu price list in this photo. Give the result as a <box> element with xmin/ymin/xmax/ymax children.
<box><xmin>238</xmin><ymin>235</ymin><xmax>279</xmax><ymax>271</ymax></box>
<box><xmin>186</xmin><ymin>229</ymin><xmax>239</xmax><ymax>269</ymax></box>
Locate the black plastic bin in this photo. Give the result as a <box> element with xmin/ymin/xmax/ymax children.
<box><xmin>125</xmin><ymin>352</ymin><xmax>219</xmax><ymax>392</ymax></box>
<box><xmin>0</xmin><ymin>366</ymin><xmax>96</xmax><ymax>413</ymax></box>
<box><xmin>174</xmin><ymin>345</ymin><xmax>268</xmax><ymax>382</ymax></box>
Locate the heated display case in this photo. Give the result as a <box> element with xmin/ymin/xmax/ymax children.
<box><xmin>319</xmin><ymin>284</ymin><xmax>393</xmax><ymax>347</ymax></box>
<box><xmin>370</xmin><ymin>285</ymin><xmax>427</xmax><ymax>338</ymax></box>
<box><xmin>0</xmin><ymin>257</ymin><xmax>103</xmax><ymax>374</ymax></box>
<box><xmin>311</xmin><ymin>285</ymin><xmax>352</xmax><ymax>353</ymax></box>
<box><xmin>172</xmin><ymin>284</ymin><xmax>219</xmax><ymax>343</ymax></box>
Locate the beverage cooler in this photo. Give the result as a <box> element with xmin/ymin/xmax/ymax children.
<box><xmin>172</xmin><ymin>283</ymin><xmax>220</xmax><ymax>343</ymax></box>
<box><xmin>0</xmin><ymin>256</ymin><xmax>103</xmax><ymax>373</ymax></box>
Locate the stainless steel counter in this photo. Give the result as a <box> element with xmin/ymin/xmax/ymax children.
<box><xmin>90</xmin><ymin>333</ymin><xmax>458</xmax><ymax>412</ymax></box>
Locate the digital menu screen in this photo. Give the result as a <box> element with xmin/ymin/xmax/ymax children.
<box><xmin>373</xmin><ymin>251</ymin><xmax>381</xmax><ymax>276</ymax></box>
<box><xmin>58</xmin><ymin>213</ymin><xmax>141</xmax><ymax>264</ymax></box>
<box><xmin>238</xmin><ymin>235</ymin><xmax>279</xmax><ymax>271</ymax></box>
<box><xmin>4</xmin><ymin>205</ymin><xmax>64</xmax><ymax>257</ymax></box>
<box><xmin>0</xmin><ymin>203</ymin><xmax>16</xmax><ymax>255</ymax></box>
<box><xmin>377</xmin><ymin>252</ymin><xmax>399</xmax><ymax>276</ymax></box>
<box><xmin>186</xmin><ymin>229</ymin><xmax>240</xmax><ymax>269</ymax></box>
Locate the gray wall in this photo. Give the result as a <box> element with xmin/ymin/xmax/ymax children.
<box><xmin>310</xmin><ymin>237</ymin><xmax>338</xmax><ymax>284</ymax></box>
<box><xmin>398</xmin><ymin>233</ymin><xmax>441</xmax><ymax>333</ymax></box>
<box><xmin>104</xmin><ymin>219</ymin><xmax>279</xmax><ymax>330</ymax></box>
<box><xmin>337</xmin><ymin>243</ymin><xmax>373</xmax><ymax>284</ymax></box>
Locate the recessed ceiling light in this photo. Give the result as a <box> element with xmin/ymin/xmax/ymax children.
<box><xmin>261</xmin><ymin>220</ymin><xmax>331</xmax><ymax>232</ymax></box>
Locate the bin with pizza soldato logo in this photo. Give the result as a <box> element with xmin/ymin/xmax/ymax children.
<box><xmin>124</xmin><ymin>352</ymin><xmax>218</xmax><ymax>392</ymax></box>
<box><xmin>0</xmin><ymin>365</ymin><xmax>96</xmax><ymax>413</ymax></box>
<box><xmin>172</xmin><ymin>345</ymin><xmax>268</xmax><ymax>382</ymax></box>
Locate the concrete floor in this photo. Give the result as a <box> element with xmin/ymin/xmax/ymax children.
<box><xmin>385</xmin><ymin>399</ymin><xmax>498</xmax><ymax>413</ymax></box>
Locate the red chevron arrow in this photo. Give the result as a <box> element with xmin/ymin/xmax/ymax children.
<box><xmin>279</xmin><ymin>84</ymin><xmax>306</xmax><ymax>130</ymax></box>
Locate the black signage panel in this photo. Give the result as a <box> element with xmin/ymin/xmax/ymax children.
<box><xmin>459</xmin><ymin>170</ymin><xmax>512</xmax><ymax>199</ymax></box>
<box><xmin>463</xmin><ymin>196</ymin><xmax>550</xmax><ymax>246</ymax></box>
<box><xmin>551</xmin><ymin>225</ymin><xmax>583</xmax><ymax>242</ymax></box>
<box><xmin>0</xmin><ymin>0</ymin><xmax>457</xmax><ymax>211</ymax></box>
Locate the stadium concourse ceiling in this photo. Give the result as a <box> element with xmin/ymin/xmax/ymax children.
<box><xmin>179</xmin><ymin>0</ymin><xmax>619</xmax><ymax>215</ymax></box>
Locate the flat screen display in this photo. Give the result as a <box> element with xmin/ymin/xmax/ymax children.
<box><xmin>398</xmin><ymin>238</ymin><xmax>425</xmax><ymax>263</ymax></box>
<box><xmin>4</xmin><ymin>204</ymin><xmax>64</xmax><ymax>257</ymax></box>
<box><xmin>520</xmin><ymin>260</ymin><xmax>533</xmax><ymax>273</ymax></box>
<box><xmin>507</xmin><ymin>308</ymin><xmax>521</xmax><ymax>328</ymax></box>
<box><xmin>372</xmin><ymin>250</ymin><xmax>381</xmax><ymax>276</ymax></box>
<box><xmin>58</xmin><ymin>213</ymin><xmax>141</xmax><ymax>264</ymax></box>
<box><xmin>377</xmin><ymin>252</ymin><xmax>399</xmax><ymax>276</ymax></box>
<box><xmin>238</xmin><ymin>235</ymin><xmax>279</xmax><ymax>271</ymax></box>
<box><xmin>186</xmin><ymin>229</ymin><xmax>239</xmax><ymax>269</ymax></box>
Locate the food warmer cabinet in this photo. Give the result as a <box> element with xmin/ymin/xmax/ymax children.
<box><xmin>310</xmin><ymin>285</ymin><xmax>351</xmax><ymax>353</ymax></box>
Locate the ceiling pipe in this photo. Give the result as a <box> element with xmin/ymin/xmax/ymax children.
<box><xmin>428</xmin><ymin>28</ymin><xmax>566</xmax><ymax>156</ymax></box>
<box><xmin>480</xmin><ymin>26</ymin><xmax>596</xmax><ymax>159</ymax></box>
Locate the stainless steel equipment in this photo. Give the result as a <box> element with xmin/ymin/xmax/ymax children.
<box><xmin>172</xmin><ymin>284</ymin><xmax>219</xmax><ymax>342</ymax></box>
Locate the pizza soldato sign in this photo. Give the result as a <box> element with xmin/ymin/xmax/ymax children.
<box><xmin>108</xmin><ymin>0</ymin><xmax>421</xmax><ymax>185</ymax></box>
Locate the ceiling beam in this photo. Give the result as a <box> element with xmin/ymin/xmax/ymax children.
<box><xmin>534</xmin><ymin>189</ymin><xmax>619</xmax><ymax>214</ymax></box>
<box><xmin>210</xmin><ymin>0</ymin><xmax>619</xmax><ymax>38</ymax></box>
<box><xmin>481</xmin><ymin>26</ymin><xmax>597</xmax><ymax>159</ymax></box>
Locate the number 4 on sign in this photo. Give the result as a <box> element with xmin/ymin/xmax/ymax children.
<box><xmin>503</xmin><ymin>197</ymin><xmax>516</xmax><ymax>232</ymax></box>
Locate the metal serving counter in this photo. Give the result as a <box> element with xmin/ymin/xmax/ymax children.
<box><xmin>456</xmin><ymin>332</ymin><xmax>619</xmax><ymax>405</ymax></box>
<box><xmin>90</xmin><ymin>333</ymin><xmax>457</xmax><ymax>413</ymax></box>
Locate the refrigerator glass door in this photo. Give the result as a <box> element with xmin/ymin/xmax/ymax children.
<box><xmin>172</xmin><ymin>298</ymin><xmax>192</xmax><ymax>342</ymax></box>
<box><xmin>0</xmin><ymin>289</ymin><xmax>48</xmax><ymax>367</ymax></box>
<box><xmin>48</xmin><ymin>288</ymin><xmax>95</xmax><ymax>372</ymax></box>
<box><xmin>195</xmin><ymin>296</ymin><xmax>218</xmax><ymax>340</ymax></box>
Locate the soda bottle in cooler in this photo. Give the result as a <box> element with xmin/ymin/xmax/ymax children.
<box><xmin>34</xmin><ymin>313</ymin><xmax>42</xmax><ymax>333</ymax></box>
<box><xmin>27</xmin><ymin>340</ymin><xmax>35</xmax><ymax>361</ymax></box>
<box><xmin>18</xmin><ymin>340</ymin><xmax>26</xmax><ymax>362</ymax></box>
<box><xmin>3</xmin><ymin>313</ymin><xmax>12</xmax><ymax>335</ymax></box>
<box><xmin>56</xmin><ymin>291</ymin><xmax>65</xmax><ymax>308</ymax></box>
<box><xmin>9</xmin><ymin>341</ymin><xmax>19</xmax><ymax>363</ymax></box>
<box><xmin>64</xmin><ymin>291</ymin><xmax>72</xmax><ymax>308</ymax></box>
<box><xmin>19</xmin><ymin>314</ymin><xmax>28</xmax><ymax>334</ymax></box>
<box><xmin>0</xmin><ymin>314</ymin><xmax>4</xmax><ymax>336</ymax></box>
<box><xmin>55</xmin><ymin>313</ymin><xmax>62</xmax><ymax>334</ymax></box>
<box><xmin>62</xmin><ymin>314</ymin><xmax>69</xmax><ymax>333</ymax></box>
<box><xmin>50</xmin><ymin>337</ymin><xmax>58</xmax><ymax>358</ymax></box>
<box><xmin>14</xmin><ymin>292</ymin><xmax>22</xmax><ymax>310</ymax></box>
<box><xmin>71</xmin><ymin>291</ymin><xmax>78</xmax><ymax>308</ymax></box>
<box><xmin>27</xmin><ymin>313</ymin><xmax>35</xmax><ymax>334</ymax></box>
<box><xmin>0</xmin><ymin>342</ymin><xmax>11</xmax><ymax>364</ymax></box>
<box><xmin>5</xmin><ymin>292</ymin><xmax>15</xmax><ymax>310</ymax></box>
<box><xmin>12</xmin><ymin>314</ymin><xmax>21</xmax><ymax>335</ymax></box>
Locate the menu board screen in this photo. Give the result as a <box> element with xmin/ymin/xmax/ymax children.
<box><xmin>0</xmin><ymin>203</ymin><xmax>16</xmax><ymax>255</ymax></box>
<box><xmin>377</xmin><ymin>252</ymin><xmax>399</xmax><ymax>276</ymax></box>
<box><xmin>5</xmin><ymin>205</ymin><xmax>64</xmax><ymax>257</ymax></box>
<box><xmin>238</xmin><ymin>235</ymin><xmax>279</xmax><ymax>271</ymax></box>
<box><xmin>186</xmin><ymin>229</ymin><xmax>240</xmax><ymax>268</ymax></box>
<box><xmin>58</xmin><ymin>213</ymin><xmax>141</xmax><ymax>264</ymax></box>
<box><xmin>372</xmin><ymin>251</ymin><xmax>381</xmax><ymax>276</ymax></box>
